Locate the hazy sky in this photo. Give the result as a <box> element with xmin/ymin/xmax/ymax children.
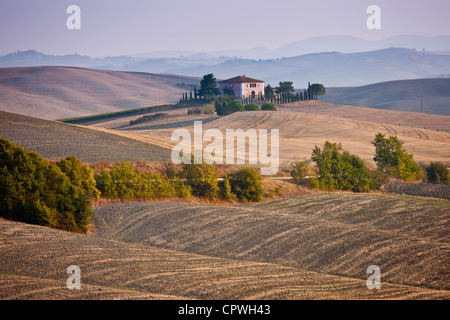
<box><xmin>1</xmin><ymin>0</ymin><xmax>449</xmax><ymax>57</ymax></box>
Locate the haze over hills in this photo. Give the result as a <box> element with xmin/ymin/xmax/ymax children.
<box><xmin>325</xmin><ymin>78</ymin><xmax>450</xmax><ymax>116</ymax></box>
<box><xmin>2</xmin><ymin>35</ymin><xmax>450</xmax><ymax>87</ymax></box>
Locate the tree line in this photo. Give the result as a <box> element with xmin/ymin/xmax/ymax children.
<box><xmin>180</xmin><ymin>74</ymin><xmax>326</xmax><ymax>106</ymax></box>
<box><xmin>2</xmin><ymin>131</ymin><xmax>447</xmax><ymax>234</ymax></box>
<box><xmin>0</xmin><ymin>137</ymin><xmax>264</xmax><ymax>233</ymax></box>
<box><xmin>290</xmin><ymin>132</ymin><xmax>449</xmax><ymax>191</ymax></box>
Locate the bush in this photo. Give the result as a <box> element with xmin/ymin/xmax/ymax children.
<box><xmin>261</xmin><ymin>103</ymin><xmax>277</xmax><ymax>111</ymax></box>
<box><xmin>244</xmin><ymin>103</ymin><xmax>260</xmax><ymax>111</ymax></box>
<box><xmin>219</xmin><ymin>176</ymin><xmax>236</xmax><ymax>201</ymax></box>
<box><xmin>216</xmin><ymin>100</ymin><xmax>245</xmax><ymax>116</ymax></box>
<box><xmin>424</xmin><ymin>162</ymin><xmax>450</xmax><ymax>184</ymax></box>
<box><xmin>370</xmin><ymin>169</ymin><xmax>390</xmax><ymax>190</ymax></box>
<box><xmin>228</xmin><ymin>168</ymin><xmax>263</xmax><ymax>202</ymax></box>
<box><xmin>372</xmin><ymin>133</ymin><xmax>422</xmax><ymax>181</ymax></box>
<box><xmin>0</xmin><ymin>138</ymin><xmax>96</xmax><ymax>233</ymax></box>
<box><xmin>290</xmin><ymin>161</ymin><xmax>310</xmax><ymax>185</ymax></box>
<box><xmin>311</xmin><ymin>141</ymin><xmax>374</xmax><ymax>192</ymax></box>
<box><xmin>182</xmin><ymin>160</ymin><xmax>219</xmax><ymax>199</ymax></box>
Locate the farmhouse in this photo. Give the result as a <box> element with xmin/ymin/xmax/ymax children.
<box><xmin>218</xmin><ymin>75</ymin><xmax>264</xmax><ymax>100</ymax></box>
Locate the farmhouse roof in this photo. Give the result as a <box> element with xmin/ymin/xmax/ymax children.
<box><xmin>218</xmin><ymin>75</ymin><xmax>264</xmax><ymax>84</ymax></box>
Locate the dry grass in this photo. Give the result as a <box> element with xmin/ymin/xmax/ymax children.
<box><xmin>89</xmin><ymin>106</ymin><xmax>450</xmax><ymax>168</ymax></box>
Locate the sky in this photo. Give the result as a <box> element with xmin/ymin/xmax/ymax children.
<box><xmin>1</xmin><ymin>0</ymin><xmax>449</xmax><ymax>57</ymax></box>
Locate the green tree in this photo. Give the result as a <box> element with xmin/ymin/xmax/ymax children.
<box><xmin>290</xmin><ymin>161</ymin><xmax>310</xmax><ymax>185</ymax></box>
<box><xmin>372</xmin><ymin>133</ymin><xmax>422</xmax><ymax>181</ymax></box>
<box><xmin>198</xmin><ymin>73</ymin><xmax>220</xmax><ymax>99</ymax></box>
<box><xmin>182</xmin><ymin>160</ymin><xmax>219</xmax><ymax>199</ymax></box>
<box><xmin>0</xmin><ymin>137</ymin><xmax>94</xmax><ymax>233</ymax></box>
<box><xmin>264</xmin><ymin>84</ymin><xmax>275</xmax><ymax>100</ymax></box>
<box><xmin>244</xmin><ymin>103</ymin><xmax>260</xmax><ymax>111</ymax></box>
<box><xmin>310</xmin><ymin>83</ymin><xmax>326</xmax><ymax>100</ymax></box>
<box><xmin>424</xmin><ymin>162</ymin><xmax>449</xmax><ymax>184</ymax></box>
<box><xmin>311</xmin><ymin>141</ymin><xmax>374</xmax><ymax>192</ymax></box>
<box><xmin>219</xmin><ymin>176</ymin><xmax>236</xmax><ymax>200</ymax></box>
<box><xmin>276</xmin><ymin>81</ymin><xmax>294</xmax><ymax>96</ymax></box>
<box><xmin>261</xmin><ymin>103</ymin><xmax>277</xmax><ymax>111</ymax></box>
<box><xmin>228</xmin><ymin>168</ymin><xmax>263</xmax><ymax>202</ymax></box>
<box><xmin>216</xmin><ymin>100</ymin><xmax>245</xmax><ymax>116</ymax></box>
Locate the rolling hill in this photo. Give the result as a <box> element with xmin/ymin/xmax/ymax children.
<box><xmin>0</xmin><ymin>66</ymin><xmax>199</xmax><ymax>120</ymax></box>
<box><xmin>0</xmin><ymin>110</ymin><xmax>171</xmax><ymax>163</ymax></box>
<box><xmin>91</xmin><ymin>194</ymin><xmax>450</xmax><ymax>293</ymax></box>
<box><xmin>103</xmin><ymin>105</ymin><xmax>450</xmax><ymax>168</ymax></box>
<box><xmin>325</xmin><ymin>78</ymin><xmax>450</xmax><ymax>116</ymax></box>
<box><xmin>166</xmin><ymin>48</ymin><xmax>450</xmax><ymax>87</ymax></box>
<box><xmin>1</xmin><ymin>196</ymin><xmax>449</xmax><ymax>300</ymax></box>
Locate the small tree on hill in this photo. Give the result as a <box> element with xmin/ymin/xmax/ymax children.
<box><xmin>198</xmin><ymin>73</ymin><xmax>220</xmax><ymax>99</ymax></box>
<box><xmin>372</xmin><ymin>133</ymin><xmax>422</xmax><ymax>181</ymax></box>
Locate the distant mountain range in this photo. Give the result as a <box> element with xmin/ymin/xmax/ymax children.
<box><xmin>1</xmin><ymin>35</ymin><xmax>450</xmax><ymax>87</ymax></box>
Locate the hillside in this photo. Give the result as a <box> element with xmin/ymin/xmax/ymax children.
<box><xmin>325</xmin><ymin>78</ymin><xmax>450</xmax><ymax>116</ymax></box>
<box><xmin>90</xmin><ymin>194</ymin><xmax>450</xmax><ymax>293</ymax></box>
<box><xmin>103</xmin><ymin>106</ymin><xmax>450</xmax><ymax>168</ymax></box>
<box><xmin>168</xmin><ymin>48</ymin><xmax>450</xmax><ymax>87</ymax></box>
<box><xmin>0</xmin><ymin>66</ymin><xmax>199</xmax><ymax>120</ymax></box>
<box><xmin>1</xmin><ymin>201</ymin><xmax>449</xmax><ymax>299</ymax></box>
<box><xmin>0</xmin><ymin>110</ymin><xmax>171</xmax><ymax>163</ymax></box>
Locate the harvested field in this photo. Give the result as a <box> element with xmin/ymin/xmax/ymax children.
<box><xmin>92</xmin><ymin>193</ymin><xmax>450</xmax><ymax>293</ymax></box>
<box><xmin>105</xmin><ymin>108</ymin><xmax>450</xmax><ymax>168</ymax></box>
<box><xmin>383</xmin><ymin>182</ymin><xmax>450</xmax><ymax>200</ymax></box>
<box><xmin>0</xmin><ymin>66</ymin><xmax>200</xmax><ymax>120</ymax></box>
<box><xmin>0</xmin><ymin>110</ymin><xmax>171</xmax><ymax>163</ymax></box>
<box><xmin>1</xmin><ymin>216</ymin><xmax>448</xmax><ymax>300</ymax></box>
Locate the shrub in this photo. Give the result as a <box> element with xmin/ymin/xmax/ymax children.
<box><xmin>290</xmin><ymin>161</ymin><xmax>310</xmax><ymax>185</ymax></box>
<box><xmin>244</xmin><ymin>103</ymin><xmax>260</xmax><ymax>111</ymax></box>
<box><xmin>311</xmin><ymin>141</ymin><xmax>374</xmax><ymax>192</ymax></box>
<box><xmin>370</xmin><ymin>169</ymin><xmax>390</xmax><ymax>190</ymax></box>
<box><xmin>202</xmin><ymin>103</ymin><xmax>216</xmax><ymax>115</ymax></box>
<box><xmin>216</xmin><ymin>99</ymin><xmax>244</xmax><ymax>116</ymax></box>
<box><xmin>228</xmin><ymin>168</ymin><xmax>263</xmax><ymax>202</ymax></box>
<box><xmin>182</xmin><ymin>160</ymin><xmax>219</xmax><ymax>199</ymax></box>
<box><xmin>261</xmin><ymin>103</ymin><xmax>277</xmax><ymax>111</ymax></box>
<box><xmin>219</xmin><ymin>176</ymin><xmax>236</xmax><ymax>201</ymax></box>
<box><xmin>424</xmin><ymin>162</ymin><xmax>450</xmax><ymax>184</ymax></box>
<box><xmin>0</xmin><ymin>137</ymin><xmax>95</xmax><ymax>233</ymax></box>
<box><xmin>372</xmin><ymin>133</ymin><xmax>422</xmax><ymax>181</ymax></box>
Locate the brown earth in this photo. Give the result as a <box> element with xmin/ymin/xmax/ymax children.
<box><xmin>91</xmin><ymin>105</ymin><xmax>450</xmax><ymax>168</ymax></box>
<box><xmin>1</xmin><ymin>197</ymin><xmax>449</xmax><ymax>300</ymax></box>
<box><xmin>90</xmin><ymin>194</ymin><xmax>450</xmax><ymax>293</ymax></box>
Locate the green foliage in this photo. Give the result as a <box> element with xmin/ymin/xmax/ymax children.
<box><xmin>261</xmin><ymin>103</ymin><xmax>277</xmax><ymax>111</ymax></box>
<box><xmin>311</xmin><ymin>141</ymin><xmax>374</xmax><ymax>192</ymax></box>
<box><xmin>370</xmin><ymin>169</ymin><xmax>390</xmax><ymax>190</ymax></box>
<box><xmin>372</xmin><ymin>133</ymin><xmax>422</xmax><ymax>181</ymax></box>
<box><xmin>198</xmin><ymin>73</ymin><xmax>220</xmax><ymax>98</ymax></box>
<box><xmin>423</xmin><ymin>162</ymin><xmax>450</xmax><ymax>184</ymax></box>
<box><xmin>182</xmin><ymin>160</ymin><xmax>219</xmax><ymax>199</ymax></box>
<box><xmin>276</xmin><ymin>81</ymin><xmax>294</xmax><ymax>95</ymax></box>
<box><xmin>244</xmin><ymin>103</ymin><xmax>260</xmax><ymax>111</ymax></box>
<box><xmin>94</xmin><ymin>162</ymin><xmax>179</xmax><ymax>200</ymax></box>
<box><xmin>0</xmin><ymin>137</ymin><xmax>95</xmax><ymax>233</ymax></box>
<box><xmin>264</xmin><ymin>84</ymin><xmax>275</xmax><ymax>99</ymax></box>
<box><xmin>216</xmin><ymin>100</ymin><xmax>245</xmax><ymax>116</ymax></box>
<box><xmin>219</xmin><ymin>176</ymin><xmax>236</xmax><ymax>201</ymax></box>
<box><xmin>228</xmin><ymin>168</ymin><xmax>263</xmax><ymax>202</ymax></box>
<box><xmin>310</xmin><ymin>83</ymin><xmax>326</xmax><ymax>100</ymax></box>
<box><xmin>290</xmin><ymin>161</ymin><xmax>310</xmax><ymax>185</ymax></box>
